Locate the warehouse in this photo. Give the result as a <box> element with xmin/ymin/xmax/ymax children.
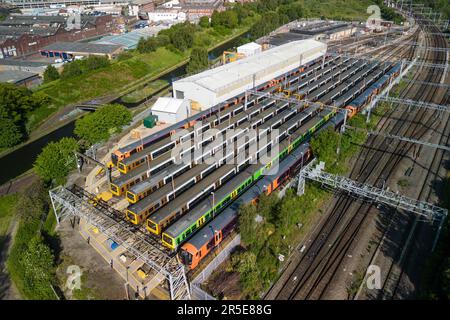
<box><xmin>40</xmin><ymin>42</ymin><xmax>123</xmax><ymax>60</ymax></box>
<box><xmin>151</xmin><ymin>97</ymin><xmax>191</xmax><ymax>124</ymax></box>
<box><xmin>172</xmin><ymin>39</ymin><xmax>327</xmax><ymax>110</ymax></box>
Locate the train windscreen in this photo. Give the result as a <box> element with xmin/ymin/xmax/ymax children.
<box><xmin>179</xmin><ymin>249</ymin><xmax>192</xmax><ymax>266</ymax></box>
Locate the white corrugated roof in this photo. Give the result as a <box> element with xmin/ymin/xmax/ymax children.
<box><xmin>151</xmin><ymin>97</ymin><xmax>184</xmax><ymax>114</ymax></box>
<box><xmin>175</xmin><ymin>39</ymin><xmax>325</xmax><ymax>94</ymax></box>
<box><xmin>237</xmin><ymin>42</ymin><xmax>261</xmax><ymax>51</ymax></box>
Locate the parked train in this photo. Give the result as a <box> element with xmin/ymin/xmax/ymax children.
<box><xmin>177</xmin><ymin>62</ymin><xmax>402</xmax><ymax>266</ymax></box>
<box><xmin>110</xmin><ymin>55</ymin><xmax>332</xmax><ymax>169</ymax></box>
<box><xmin>161</xmin><ymin>110</ymin><xmax>336</xmax><ymax>250</ymax></box>
<box><xmin>178</xmin><ymin>143</ymin><xmax>312</xmax><ymax>269</ymax></box>
<box><xmin>143</xmin><ymin>103</ymin><xmax>322</xmax><ymax>234</ymax></box>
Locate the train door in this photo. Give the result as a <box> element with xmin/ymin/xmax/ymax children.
<box><xmin>214</xmin><ymin>231</ymin><xmax>222</xmax><ymax>246</ymax></box>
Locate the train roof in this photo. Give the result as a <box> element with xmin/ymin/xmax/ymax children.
<box><xmin>183</xmin><ymin>141</ymin><xmax>312</xmax><ymax>250</ymax></box>
<box><xmin>164</xmin><ymin>111</ymin><xmax>330</xmax><ymax>239</ymax></box>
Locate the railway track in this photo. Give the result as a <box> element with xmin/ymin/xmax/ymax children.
<box><xmin>268</xmin><ymin>16</ymin><xmax>448</xmax><ymax>300</ymax></box>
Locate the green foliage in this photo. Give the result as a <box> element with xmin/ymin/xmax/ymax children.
<box><xmin>21</xmin><ymin>235</ymin><xmax>56</xmax><ymax>299</ymax></box>
<box><xmin>74</xmin><ymin>103</ymin><xmax>132</xmax><ymax>145</ymax></box>
<box><xmin>187</xmin><ymin>47</ymin><xmax>209</xmax><ymax>74</ymax></box>
<box><xmin>211</xmin><ymin>10</ymin><xmax>239</xmax><ymax>29</ymax></box>
<box><xmin>0</xmin><ymin>110</ymin><xmax>22</xmax><ymax>148</ymax></box>
<box><xmin>137</xmin><ymin>35</ymin><xmax>170</xmax><ymax>53</ymax></box>
<box><xmin>43</xmin><ymin>65</ymin><xmax>60</xmax><ymax>83</ymax></box>
<box><xmin>374</xmin><ymin>0</ymin><xmax>404</xmax><ymax>24</ymax></box>
<box><xmin>7</xmin><ymin>180</ymin><xmax>57</xmax><ymax>300</ymax></box>
<box><xmin>34</xmin><ymin>137</ymin><xmax>79</xmax><ymax>185</ymax></box>
<box><xmin>61</xmin><ymin>55</ymin><xmax>110</xmax><ymax>80</ymax></box>
<box><xmin>0</xmin><ymin>193</ymin><xmax>18</xmax><ymax>250</ymax></box>
<box><xmin>159</xmin><ymin>22</ymin><xmax>196</xmax><ymax>52</ymax></box>
<box><xmin>116</xmin><ymin>51</ymin><xmax>133</xmax><ymax>61</ymax></box>
<box><xmin>310</xmin><ymin>127</ymin><xmax>340</xmax><ymax>167</ymax></box>
<box><xmin>199</xmin><ymin>16</ymin><xmax>210</xmax><ymax>28</ymax></box>
<box><xmin>0</xmin><ymin>83</ymin><xmax>50</xmax><ymax>148</ymax></box>
<box><xmin>232</xmin><ymin>185</ymin><xmax>328</xmax><ymax>298</ymax></box>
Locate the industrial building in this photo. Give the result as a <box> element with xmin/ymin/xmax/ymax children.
<box><xmin>172</xmin><ymin>39</ymin><xmax>327</xmax><ymax>110</ymax></box>
<box><xmin>0</xmin><ymin>59</ymin><xmax>50</xmax><ymax>76</ymax></box>
<box><xmin>92</xmin><ymin>26</ymin><xmax>166</xmax><ymax>50</ymax></box>
<box><xmin>0</xmin><ymin>70</ymin><xmax>41</xmax><ymax>87</ymax></box>
<box><xmin>0</xmin><ymin>14</ymin><xmax>115</xmax><ymax>58</ymax></box>
<box><xmin>267</xmin><ymin>20</ymin><xmax>356</xmax><ymax>46</ymax></box>
<box><xmin>40</xmin><ymin>41</ymin><xmax>123</xmax><ymax>59</ymax></box>
<box><xmin>290</xmin><ymin>21</ymin><xmax>356</xmax><ymax>41</ymax></box>
<box><xmin>151</xmin><ymin>97</ymin><xmax>190</xmax><ymax>124</ymax></box>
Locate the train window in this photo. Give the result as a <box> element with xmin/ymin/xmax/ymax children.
<box><xmin>207</xmin><ymin>239</ymin><xmax>215</xmax><ymax>250</ymax></box>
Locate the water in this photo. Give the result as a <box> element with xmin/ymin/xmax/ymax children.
<box><xmin>0</xmin><ymin>32</ymin><xmax>250</xmax><ymax>185</ymax></box>
<box><xmin>0</xmin><ymin>122</ymin><xmax>75</xmax><ymax>185</ymax></box>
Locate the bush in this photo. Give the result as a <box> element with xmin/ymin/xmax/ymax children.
<box><xmin>6</xmin><ymin>180</ymin><xmax>57</xmax><ymax>300</ymax></box>
<box><xmin>43</xmin><ymin>65</ymin><xmax>60</xmax><ymax>83</ymax></box>
<box><xmin>61</xmin><ymin>56</ymin><xmax>110</xmax><ymax>79</ymax></box>
<box><xmin>186</xmin><ymin>47</ymin><xmax>209</xmax><ymax>74</ymax></box>
<box><xmin>74</xmin><ymin>103</ymin><xmax>132</xmax><ymax>145</ymax></box>
<box><xmin>0</xmin><ymin>83</ymin><xmax>50</xmax><ymax>147</ymax></box>
<box><xmin>199</xmin><ymin>16</ymin><xmax>210</xmax><ymax>28</ymax></box>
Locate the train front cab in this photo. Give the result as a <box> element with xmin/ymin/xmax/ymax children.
<box><xmin>179</xmin><ymin>230</ymin><xmax>224</xmax><ymax>270</ymax></box>
<box><xmin>110</xmin><ymin>182</ymin><xmax>122</xmax><ymax>196</ymax></box>
<box><xmin>125</xmin><ymin>209</ymin><xmax>140</xmax><ymax>225</ymax></box>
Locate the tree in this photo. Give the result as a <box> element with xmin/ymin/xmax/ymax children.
<box><xmin>74</xmin><ymin>104</ymin><xmax>132</xmax><ymax>145</ymax></box>
<box><xmin>199</xmin><ymin>16</ymin><xmax>210</xmax><ymax>28</ymax></box>
<box><xmin>310</xmin><ymin>127</ymin><xmax>340</xmax><ymax>165</ymax></box>
<box><xmin>43</xmin><ymin>65</ymin><xmax>60</xmax><ymax>83</ymax></box>
<box><xmin>0</xmin><ymin>109</ymin><xmax>22</xmax><ymax>148</ymax></box>
<box><xmin>0</xmin><ymin>83</ymin><xmax>49</xmax><ymax>148</ymax></box>
<box><xmin>60</xmin><ymin>60</ymin><xmax>83</xmax><ymax>79</ymax></box>
<box><xmin>34</xmin><ymin>137</ymin><xmax>79</xmax><ymax>185</ymax></box>
<box><xmin>21</xmin><ymin>235</ymin><xmax>56</xmax><ymax>299</ymax></box>
<box><xmin>186</xmin><ymin>47</ymin><xmax>209</xmax><ymax>74</ymax></box>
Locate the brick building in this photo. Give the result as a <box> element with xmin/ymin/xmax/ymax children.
<box><xmin>0</xmin><ymin>14</ymin><xmax>115</xmax><ymax>58</ymax></box>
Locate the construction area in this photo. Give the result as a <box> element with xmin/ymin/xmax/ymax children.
<box><xmin>48</xmin><ymin>2</ymin><xmax>449</xmax><ymax>301</ymax></box>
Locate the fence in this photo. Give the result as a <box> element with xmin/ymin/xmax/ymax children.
<box><xmin>190</xmin><ymin>234</ymin><xmax>241</xmax><ymax>300</ymax></box>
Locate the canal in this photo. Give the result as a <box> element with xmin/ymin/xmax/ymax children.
<box><xmin>0</xmin><ymin>32</ymin><xmax>250</xmax><ymax>185</ymax></box>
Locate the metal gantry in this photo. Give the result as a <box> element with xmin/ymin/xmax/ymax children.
<box><xmin>367</xmin><ymin>130</ymin><xmax>450</xmax><ymax>151</ymax></box>
<box><xmin>377</xmin><ymin>96</ymin><xmax>450</xmax><ymax>113</ymax></box>
<box><xmin>49</xmin><ymin>185</ymin><xmax>191</xmax><ymax>300</ymax></box>
<box><xmin>298</xmin><ymin>161</ymin><xmax>448</xmax><ymax>222</ymax></box>
<box><xmin>344</xmin><ymin>125</ymin><xmax>450</xmax><ymax>152</ymax></box>
<box><xmin>400</xmin><ymin>79</ymin><xmax>450</xmax><ymax>89</ymax></box>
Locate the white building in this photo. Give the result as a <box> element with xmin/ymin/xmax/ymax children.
<box><xmin>147</xmin><ymin>9</ymin><xmax>186</xmax><ymax>23</ymax></box>
<box><xmin>172</xmin><ymin>39</ymin><xmax>327</xmax><ymax>110</ymax></box>
<box><xmin>237</xmin><ymin>42</ymin><xmax>262</xmax><ymax>57</ymax></box>
<box><xmin>151</xmin><ymin>97</ymin><xmax>190</xmax><ymax>124</ymax></box>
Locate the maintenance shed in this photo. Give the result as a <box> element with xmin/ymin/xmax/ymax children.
<box><xmin>172</xmin><ymin>39</ymin><xmax>327</xmax><ymax>110</ymax></box>
<box><xmin>0</xmin><ymin>70</ymin><xmax>41</xmax><ymax>87</ymax></box>
<box><xmin>151</xmin><ymin>97</ymin><xmax>190</xmax><ymax>124</ymax></box>
<box><xmin>40</xmin><ymin>41</ymin><xmax>123</xmax><ymax>60</ymax></box>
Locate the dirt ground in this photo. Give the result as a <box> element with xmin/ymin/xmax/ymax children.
<box><xmin>204</xmin><ymin>261</ymin><xmax>242</xmax><ymax>300</ymax></box>
<box><xmin>57</xmin><ymin>220</ymin><xmax>128</xmax><ymax>300</ymax></box>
